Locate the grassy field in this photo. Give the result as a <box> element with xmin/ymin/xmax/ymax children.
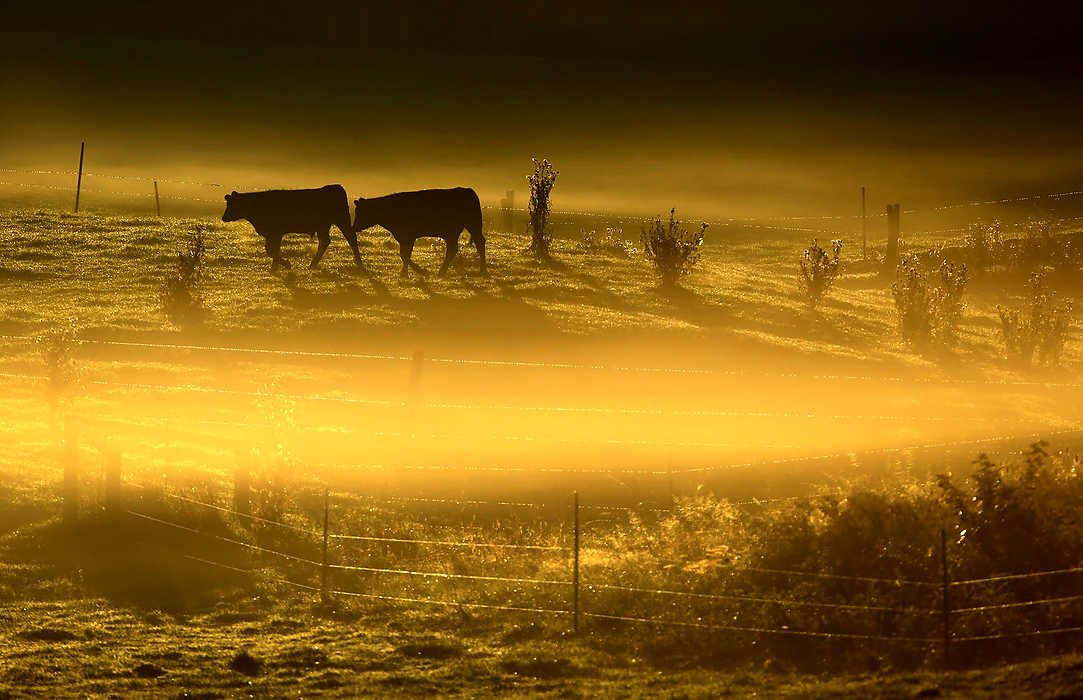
<box><xmin>1</xmin><ymin>206</ymin><xmax>1082</xmax><ymax>696</ymax></box>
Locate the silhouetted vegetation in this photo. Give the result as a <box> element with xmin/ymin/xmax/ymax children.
<box><xmin>574</xmin><ymin>227</ymin><xmax>637</xmax><ymax>257</ymax></box>
<box><xmin>799</xmin><ymin>238</ymin><xmax>842</xmax><ymax>309</ymax></box>
<box><xmin>159</xmin><ymin>227</ymin><xmax>206</xmax><ymax>326</ymax></box>
<box><xmin>527</xmin><ymin>158</ymin><xmax>558</xmax><ymax>257</ymax></box>
<box><xmin>35</xmin><ymin>319</ymin><xmax>82</xmax><ymax>418</ymax></box>
<box><xmin>964</xmin><ymin>220</ymin><xmax>1002</xmax><ymax>271</ymax></box>
<box><xmin>997</xmin><ymin>272</ymin><xmax>1074</xmax><ymax>367</ymax></box>
<box><xmin>640</xmin><ymin>209</ymin><xmax>706</xmax><ymax>287</ymax></box>
<box><xmin>892</xmin><ymin>251</ymin><xmax>969</xmax><ymax>348</ymax></box>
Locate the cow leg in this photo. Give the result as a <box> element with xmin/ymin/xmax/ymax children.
<box><xmin>438</xmin><ymin>235</ymin><xmax>459</xmax><ymax>276</ymax></box>
<box><xmin>398</xmin><ymin>238</ymin><xmax>414</xmax><ymax>277</ymax></box>
<box><xmin>467</xmin><ymin>224</ymin><xmax>487</xmax><ymax>275</ymax></box>
<box><xmin>264</xmin><ymin>234</ymin><xmax>290</xmax><ymax>271</ymax></box>
<box><xmin>343</xmin><ymin>229</ymin><xmax>363</xmax><ymax>266</ymax></box>
<box><xmin>310</xmin><ymin>228</ymin><xmax>331</xmax><ymax>268</ymax></box>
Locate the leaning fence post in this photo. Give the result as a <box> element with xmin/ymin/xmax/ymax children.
<box><xmin>63</xmin><ymin>416</ymin><xmax>79</xmax><ymax>523</ymax></box>
<box><xmin>940</xmin><ymin>527</ymin><xmax>952</xmax><ymax>669</ymax></box>
<box><xmin>154</xmin><ymin>180</ymin><xmax>161</xmax><ymax>217</ymax></box>
<box><xmin>74</xmin><ymin>141</ymin><xmax>84</xmax><ymax>213</ymax></box>
<box><xmin>321</xmin><ymin>488</ymin><xmax>330</xmax><ymax>603</ymax></box>
<box><xmin>104</xmin><ymin>448</ymin><xmax>121</xmax><ymax>511</ymax></box>
<box><xmin>573</xmin><ymin>491</ymin><xmax>580</xmax><ymax>634</ymax></box>
<box><xmin>233</xmin><ymin>446</ymin><xmax>251</xmax><ymax>516</ymax></box>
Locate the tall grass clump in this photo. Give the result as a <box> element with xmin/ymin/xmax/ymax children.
<box><xmin>799</xmin><ymin>238</ymin><xmax>842</xmax><ymax>309</ymax></box>
<box><xmin>964</xmin><ymin>220</ymin><xmax>1002</xmax><ymax>270</ymax></box>
<box><xmin>159</xmin><ymin>227</ymin><xmax>206</xmax><ymax>326</ymax></box>
<box><xmin>891</xmin><ymin>251</ymin><xmax>969</xmax><ymax>348</ymax></box>
<box><xmin>35</xmin><ymin>319</ymin><xmax>83</xmax><ymax>419</ymax></box>
<box><xmin>997</xmin><ymin>272</ymin><xmax>1073</xmax><ymax>367</ymax></box>
<box><xmin>575</xmin><ymin>227</ymin><xmax>638</xmax><ymax>257</ymax></box>
<box><xmin>527</xmin><ymin>158</ymin><xmax>558</xmax><ymax>257</ymax></box>
<box><xmin>641</xmin><ymin>209</ymin><xmax>707</xmax><ymax>288</ymax></box>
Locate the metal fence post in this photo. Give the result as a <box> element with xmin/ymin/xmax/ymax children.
<box><xmin>63</xmin><ymin>416</ymin><xmax>79</xmax><ymax>524</ymax></box>
<box><xmin>74</xmin><ymin>142</ymin><xmax>84</xmax><ymax>213</ymax></box>
<box><xmin>154</xmin><ymin>180</ymin><xmax>161</xmax><ymax>217</ymax></box>
<box><xmin>941</xmin><ymin>527</ymin><xmax>951</xmax><ymax>669</ymax></box>
<box><xmin>573</xmin><ymin>491</ymin><xmax>580</xmax><ymax>634</ymax></box>
<box><xmin>321</xmin><ymin>488</ymin><xmax>330</xmax><ymax>603</ymax></box>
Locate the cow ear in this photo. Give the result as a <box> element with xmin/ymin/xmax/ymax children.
<box><xmin>231</xmin><ymin>190</ymin><xmax>238</xmax><ymax>196</ymax></box>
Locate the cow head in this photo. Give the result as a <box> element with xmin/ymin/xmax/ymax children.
<box><xmin>352</xmin><ymin>197</ymin><xmax>374</xmax><ymax>232</ymax></box>
<box><xmin>221</xmin><ymin>191</ymin><xmax>242</xmax><ymax>222</ymax></box>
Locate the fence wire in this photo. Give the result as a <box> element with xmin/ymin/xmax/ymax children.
<box><xmin>5</xmin><ymin>333</ymin><xmax>1083</xmax><ymax>391</ymax></box>
<box><xmin>950</xmin><ymin>565</ymin><xmax>1083</xmax><ymax>587</ymax></box>
<box><xmin>124</xmin><ymin>509</ymin><xmax>321</xmax><ymax>567</ymax></box>
<box><xmin>951</xmin><ymin>593</ymin><xmax>1083</xmax><ymax>615</ymax></box>
<box><xmin>588</xmin><ymin>582</ymin><xmax>937</xmax><ymax>615</ymax></box>
<box><xmin>327</xmin><ymin>562</ymin><xmax>570</xmax><ymax>587</ymax></box>
<box><xmin>330</xmin><ymin>533</ymin><xmax>568</xmax><ymax>551</ymax></box>
<box><xmin>582</xmin><ymin>612</ymin><xmax>935</xmax><ymax>642</ymax></box>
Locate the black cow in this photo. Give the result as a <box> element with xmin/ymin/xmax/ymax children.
<box><xmin>352</xmin><ymin>187</ymin><xmax>486</xmax><ymax>276</ymax></box>
<box><xmin>221</xmin><ymin>185</ymin><xmax>360</xmax><ymax>271</ymax></box>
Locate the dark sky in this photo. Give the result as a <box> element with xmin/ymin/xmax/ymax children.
<box><xmin>3</xmin><ymin>1</ymin><xmax>1082</xmax><ymax>218</ymax></box>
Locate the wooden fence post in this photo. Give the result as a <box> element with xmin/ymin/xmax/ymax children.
<box><xmin>884</xmin><ymin>203</ymin><xmax>901</xmax><ymax>274</ymax></box>
<box><xmin>940</xmin><ymin>527</ymin><xmax>952</xmax><ymax>669</ymax></box>
<box><xmin>104</xmin><ymin>448</ymin><xmax>122</xmax><ymax>510</ymax></box>
<box><xmin>234</xmin><ymin>447</ymin><xmax>251</xmax><ymax>516</ymax></box>
<box><xmin>321</xmin><ymin>488</ymin><xmax>330</xmax><ymax>603</ymax></box>
<box><xmin>573</xmin><ymin>491</ymin><xmax>580</xmax><ymax>634</ymax></box>
<box><xmin>154</xmin><ymin>181</ymin><xmax>161</xmax><ymax>217</ymax></box>
<box><xmin>74</xmin><ymin>142</ymin><xmax>84</xmax><ymax>213</ymax></box>
<box><xmin>861</xmin><ymin>186</ymin><xmax>867</xmax><ymax>261</ymax></box>
<box><xmin>63</xmin><ymin>417</ymin><xmax>79</xmax><ymax>523</ymax></box>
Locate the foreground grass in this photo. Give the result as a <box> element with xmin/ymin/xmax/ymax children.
<box><xmin>4</xmin><ymin>595</ymin><xmax>1083</xmax><ymax>698</ymax></box>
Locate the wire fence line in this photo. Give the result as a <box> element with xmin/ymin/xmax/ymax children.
<box><xmin>5</xmin><ymin>166</ymin><xmax>1081</xmax><ymax>226</ymax></box>
<box><xmin>589</xmin><ymin>582</ymin><xmax>937</xmax><ymax>614</ymax></box>
<box><xmin>5</xmin><ymin>333</ymin><xmax>1083</xmax><ymax>391</ymax></box>
<box><xmin>950</xmin><ymin>593</ymin><xmax>1083</xmax><ymax>615</ymax></box>
<box><xmin>0</xmin><ymin>369</ymin><xmax>1052</xmax><ymax>426</ymax></box>
<box><xmin>330</xmin><ymin>533</ymin><xmax>569</xmax><ymax>551</ymax></box>
<box><xmin>950</xmin><ymin>565</ymin><xmax>1083</xmax><ymax>587</ymax></box>
<box><xmin>579</xmin><ymin>612</ymin><xmax>935</xmax><ymax>642</ymax></box>
<box><xmin>124</xmin><ymin>509</ymin><xmax>322</xmax><ymax>566</ymax></box>
<box><xmin>111</xmin><ymin>473</ymin><xmax>1083</xmax><ymax>653</ymax></box>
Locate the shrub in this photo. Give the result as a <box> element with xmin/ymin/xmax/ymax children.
<box><xmin>891</xmin><ymin>251</ymin><xmax>968</xmax><ymax>347</ymax></box>
<box><xmin>964</xmin><ymin>220</ymin><xmax>1002</xmax><ymax>270</ymax></box>
<box><xmin>640</xmin><ymin>209</ymin><xmax>707</xmax><ymax>287</ymax></box>
<box><xmin>997</xmin><ymin>272</ymin><xmax>1073</xmax><ymax>367</ymax></box>
<box><xmin>526</xmin><ymin>158</ymin><xmax>558</xmax><ymax>257</ymax></box>
<box><xmin>1050</xmin><ymin>234</ymin><xmax>1083</xmax><ymax>277</ymax></box>
<box><xmin>799</xmin><ymin>239</ymin><xmax>842</xmax><ymax>309</ymax></box>
<box><xmin>159</xmin><ymin>227</ymin><xmax>206</xmax><ymax>325</ymax></box>
<box><xmin>35</xmin><ymin>319</ymin><xmax>83</xmax><ymax>416</ymax></box>
<box><xmin>575</xmin><ymin>227</ymin><xmax>638</xmax><ymax>257</ymax></box>
<box><xmin>932</xmin><ymin>257</ymin><xmax>969</xmax><ymax>345</ymax></box>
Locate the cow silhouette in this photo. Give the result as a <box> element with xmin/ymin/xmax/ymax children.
<box><xmin>222</xmin><ymin>185</ymin><xmax>359</xmax><ymax>271</ymax></box>
<box><xmin>353</xmin><ymin>187</ymin><xmax>487</xmax><ymax>276</ymax></box>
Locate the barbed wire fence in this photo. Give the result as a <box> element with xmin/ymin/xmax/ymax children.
<box><xmin>3</xmin><ymin>163</ymin><xmax>1082</xmax><ymax>240</ymax></box>
<box><xmin>51</xmin><ymin>431</ymin><xmax>1083</xmax><ymax>668</ymax></box>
